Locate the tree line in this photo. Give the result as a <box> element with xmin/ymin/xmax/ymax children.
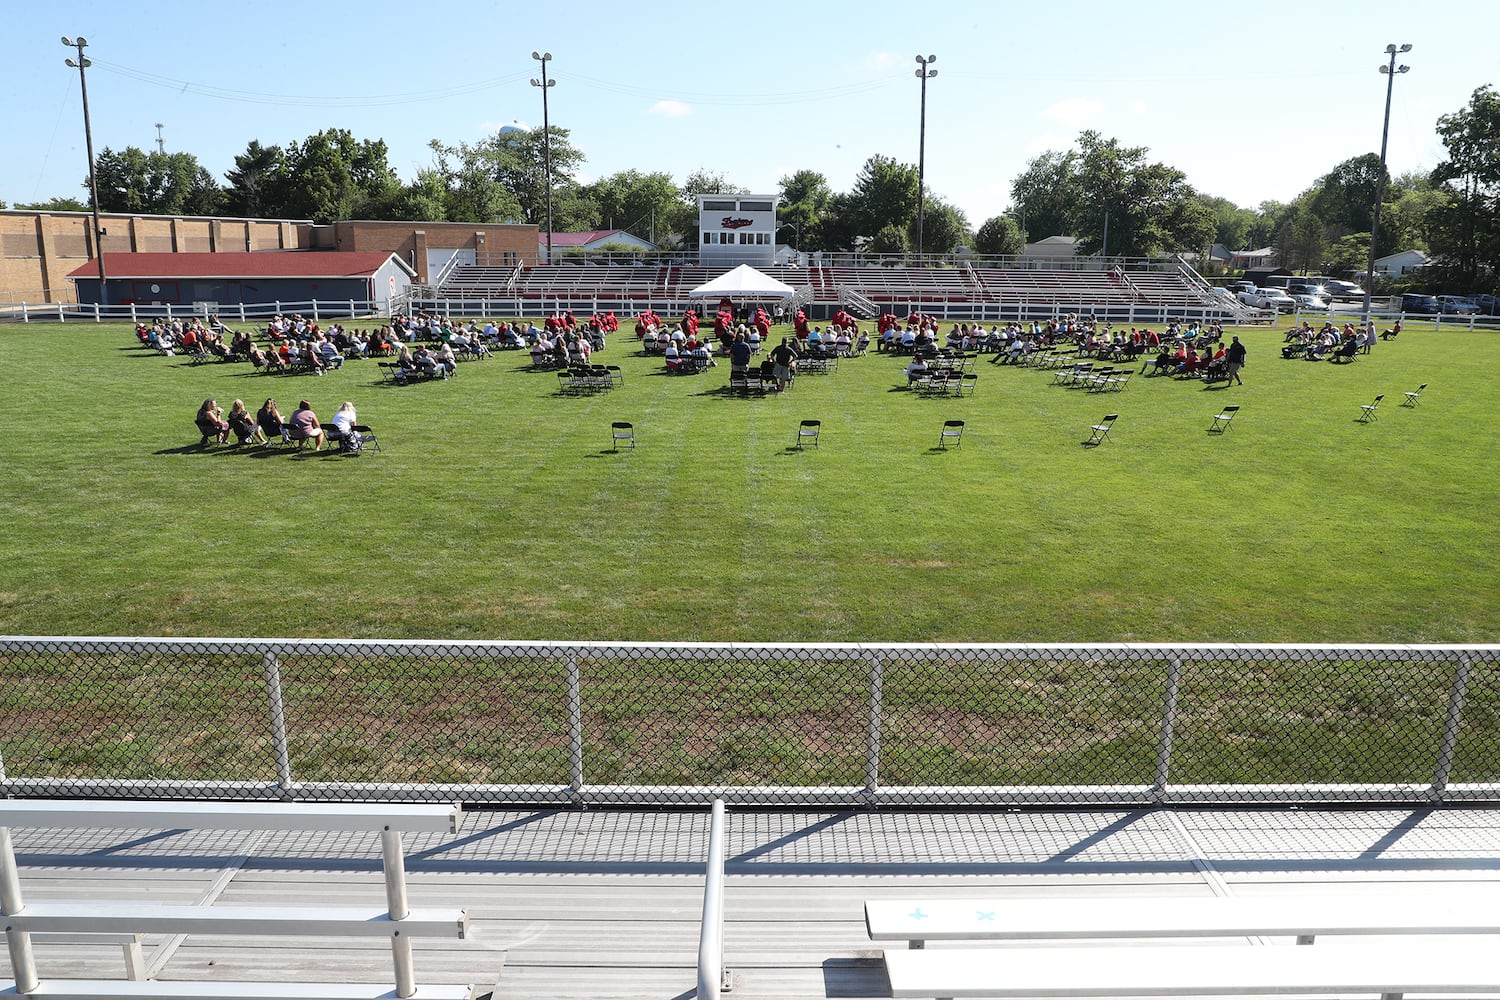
<box><xmin>4</xmin><ymin>84</ymin><xmax>1497</xmax><ymax>289</ymax></box>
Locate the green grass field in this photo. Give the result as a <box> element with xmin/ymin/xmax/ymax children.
<box><xmin>1</xmin><ymin>319</ymin><xmax>1496</xmax><ymax>643</ymax></box>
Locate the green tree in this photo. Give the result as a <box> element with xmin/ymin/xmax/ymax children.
<box><xmin>420</xmin><ymin>138</ymin><xmax>522</xmax><ymax>224</ymax></box>
<box><xmin>223</xmin><ymin>140</ymin><xmax>286</xmax><ymax>218</ymax></box>
<box><xmin>1072</xmin><ymin>131</ymin><xmax>1213</xmax><ymax>257</ymax></box>
<box><xmin>849</xmin><ymin>155</ymin><xmax>920</xmax><ymax>238</ymax></box>
<box><xmin>1008</xmin><ymin>150</ymin><xmax>1081</xmax><ymax>239</ymax></box>
<box><xmin>1195</xmin><ymin>194</ymin><xmax>1257</xmax><ymax>250</ymax></box>
<box><xmin>489</xmin><ymin>126</ymin><xmax>588</xmax><ymax>227</ymax></box>
<box><xmin>1428</xmin><ymin>85</ymin><xmax>1500</xmax><ymax>287</ymax></box>
<box><xmin>17</xmin><ymin>196</ymin><xmax>90</xmax><ymax>212</ymax></box>
<box><xmin>583</xmin><ymin>169</ymin><xmax>679</xmax><ymax>242</ymax></box>
<box><xmin>92</xmin><ymin>146</ymin><xmax>222</xmax><ymax>216</ymax></box>
<box><xmin>778</xmin><ymin>169</ymin><xmax>832</xmax><ymax>251</ymax></box>
<box><xmin>913</xmin><ymin>198</ymin><xmax>970</xmax><ymax>254</ymax></box>
<box><xmin>974</xmin><ymin>215</ymin><xmax>1026</xmax><ymax>256</ymax></box>
<box><xmin>1309</xmin><ymin>153</ymin><xmax>1385</xmax><ymax>238</ymax></box>
<box><xmin>278</xmin><ymin>129</ymin><xmax>401</xmax><ymax>223</ymax></box>
<box><xmin>867</xmin><ymin>222</ymin><xmax>909</xmax><ymax>254</ymax></box>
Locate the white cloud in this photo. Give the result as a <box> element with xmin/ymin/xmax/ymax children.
<box><xmin>1043</xmin><ymin>97</ymin><xmax>1105</xmax><ymax>127</ymax></box>
<box><xmin>866</xmin><ymin>52</ymin><xmax>899</xmax><ymax>70</ymax></box>
<box><xmin>649</xmin><ymin>100</ymin><xmax>692</xmax><ymax>118</ymax></box>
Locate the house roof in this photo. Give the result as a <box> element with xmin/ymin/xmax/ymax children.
<box><xmin>1374</xmin><ymin>249</ymin><xmax>1432</xmax><ymax>265</ymax></box>
<box><xmin>543</xmin><ymin>229</ymin><xmax>647</xmax><ymax>248</ymax></box>
<box><xmin>66</xmin><ymin>251</ymin><xmax>405</xmax><ymax>281</ymax></box>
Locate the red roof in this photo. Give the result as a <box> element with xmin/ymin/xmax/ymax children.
<box><xmin>543</xmin><ymin>229</ymin><xmax>634</xmax><ymax>248</ymax></box>
<box><xmin>67</xmin><ymin>251</ymin><xmax>401</xmax><ymax>281</ymax></box>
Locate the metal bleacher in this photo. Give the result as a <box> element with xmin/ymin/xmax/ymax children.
<box><xmin>423</xmin><ymin>257</ymin><xmax>1245</xmax><ymax>323</ymax></box>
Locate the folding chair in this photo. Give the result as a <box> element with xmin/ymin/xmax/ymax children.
<box><xmin>610</xmin><ymin>421</ymin><xmax>635</xmax><ymax>450</ymax></box>
<box><xmin>796</xmin><ymin>419</ymin><xmax>820</xmax><ymax>449</ymax></box>
<box><xmin>1209</xmin><ymin>405</ymin><xmax>1239</xmax><ymax>434</ymax></box>
<box><xmin>1357</xmin><ymin>394</ymin><xmax>1384</xmax><ymax>423</ymax></box>
<box><xmin>938</xmin><ymin>419</ymin><xmax>965</xmax><ymax>449</ymax></box>
<box><xmin>1402</xmin><ymin>383</ymin><xmax>1427</xmax><ymax>407</ymax></box>
<box><xmin>1086</xmin><ymin>413</ymin><xmax>1117</xmax><ymax>446</ymax></box>
<box><xmin>351</xmin><ymin>424</ymin><xmax>381</xmax><ymax>452</ymax></box>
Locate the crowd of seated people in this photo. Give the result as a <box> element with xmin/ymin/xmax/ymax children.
<box><xmin>1281</xmin><ymin>321</ymin><xmax>1376</xmax><ymax>361</ymax></box>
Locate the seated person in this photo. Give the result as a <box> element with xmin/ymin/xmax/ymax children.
<box><xmin>905</xmin><ymin>357</ymin><xmax>931</xmax><ymax>385</ymax></box>
<box><xmin>690</xmin><ymin>341</ymin><xmax>715</xmax><ymax>369</ymax></box>
<box><xmin>195</xmin><ymin>398</ymin><xmax>229</xmax><ymax>444</ymax></box>
<box><xmin>318</xmin><ymin>339</ymin><xmax>344</xmax><ymax>370</ymax></box>
<box><xmin>663</xmin><ymin>342</ymin><xmax>684</xmax><ymax>372</ymax></box>
<box><xmin>327</xmin><ymin>400</ymin><xmax>362</xmax><ymax>451</ymax></box>
<box><xmin>225</xmin><ymin>399</ymin><xmax>264</xmax><ymax>445</ymax></box>
<box><xmin>1380</xmin><ymin>320</ymin><xmax>1403</xmax><ymax>340</ymax></box>
<box><xmin>256</xmin><ymin>398</ymin><xmax>288</xmax><ymax>443</ymax></box>
<box><xmin>287</xmin><ymin>400</ymin><xmax>325</xmax><ymax>450</ymax></box>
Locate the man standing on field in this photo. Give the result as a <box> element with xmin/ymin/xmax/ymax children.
<box><xmin>1225</xmin><ymin>336</ymin><xmax>1246</xmax><ymax>386</ymax></box>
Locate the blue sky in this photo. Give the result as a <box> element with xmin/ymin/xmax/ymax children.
<box><xmin>5</xmin><ymin>0</ymin><xmax>1497</xmax><ymax>229</ymax></box>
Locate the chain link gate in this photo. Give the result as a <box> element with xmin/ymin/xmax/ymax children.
<box><xmin>1</xmin><ymin>638</ymin><xmax>1496</xmax><ymax>807</ymax></box>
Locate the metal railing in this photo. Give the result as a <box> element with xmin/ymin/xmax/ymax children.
<box><xmin>0</xmin><ymin>299</ymin><xmax>383</xmax><ymax>325</ymax></box>
<box><xmin>697</xmin><ymin>800</ymin><xmax>727</xmax><ymax>999</ymax></box>
<box><xmin>1</xmin><ymin>638</ymin><xmax>1497</xmax><ymax>808</ymax></box>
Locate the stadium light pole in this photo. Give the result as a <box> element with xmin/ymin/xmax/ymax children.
<box><xmin>530</xmin><ymin>51</ymin><xmax>556</xmax><ymax>265</ymax></box>
<box><xmin>914</xmin><ymin>54</ymin><xmax>937</xmax><ymax>262</ymax></box>
<box><xmin>1362</xmin><ymin>43</ymin><xmax>1411</xmax><ymax>321</ymax></box>
<box><xmin>63</xmin><ymin>35</ymin><xmax>108</xmax><ymax>307</ymax></box>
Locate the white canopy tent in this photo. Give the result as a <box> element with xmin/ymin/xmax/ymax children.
<box><xmin>687</xmin><ymin>264</ymin><xmax>795</xmax><ymax>300</ymax></box>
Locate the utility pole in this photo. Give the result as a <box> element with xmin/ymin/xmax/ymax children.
<box><xmin>530</xmin><ymin>52</ymin><xmax>556</xmax><ymax>265</ymax></box>
<box><xmin>914</xmin><ymin>54</ymin><xmax>938</xmax><ymax>261</ymax></box>
<box><xmin>1362</xmin><ymin>44</ymin><xmax>1412</xmax><ymax>321</ymax></box>
<box><xmin>63</xmin><ymin>35</ymin><xmax>108</xmax><ymax>307</ymax></box>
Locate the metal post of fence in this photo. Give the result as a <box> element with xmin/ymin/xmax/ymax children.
<box><xmin>1152</xmin><ymin>654</ymin><xmax>1184</xmax><ymax>801</ymax></box>
<box><xmin>260</xmin><ymin>650</ymin><xmax>295</xmax><ymax>798</ymax></box>
<box><xmin>1</xmin><ymin>826</ymin><xmax>39</xmax><ymax>993</ymax></box>
<box><xmin>380</xmin><ymin>828</ymin><xmax>417</xmax><ymax>998</ymax></box>
<box><xmin>1431</xmin><ymin>654</ymin><xmax>1473</xmax><ymax>799</ymax></box>
<box><xmin>866</xmin><ymin>652</ymin><xmax>884</xmax><ymax>795</ymax></box>
<box><xmin>567</xmin><ymin>651</ymin><xmax>584</xmax><ymax>796</ymax></box>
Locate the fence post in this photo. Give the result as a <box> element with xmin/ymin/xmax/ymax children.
<box><xmin>94</xmin><ymin>302</ymin><xmax>101</xmax><ymax>322</ymax></box>
<box><xmin>866</xmin><ymin>651</ymin><xmax>884</xmax><ymax>798</ymax></box>
<box><xmin>261</xmin><ymin>649</ymin><xmax>295</xmax><ymax>799</ymax></box>
<box><xmin>311</xmin><ymin>300</ymin><xmax>320</xmax><ymax>322</ymax></box>
<box><xmin>349</xmin><ymin>299</ymin><xmax>356</xmax><ymax>318</ymax></box>
<box><xmin>166</xmin><ymin>302</ymin><xmax>173</xmax><ymax>321</ymax></box>
<box><xmin>20</xmin><ymin>302</ymin><xmax>27</xmax><ymax>323</ymax></box>
<box><xmin>567</xmin><ymin>651</ymin><xmax>584</xmax><ymax>799</ymax></box>
<box><xmin>59</xmin><ymin>302</ymin><xmax>66</xmax><ymax>322</ymax></box>
<box><xmin>1152</xmin><ymin>654</ymin><xmax>1184</xmax><ymax>802</ymax></box>
<box><xmin>238</xmin><ymin>302</ymin><xmax>246</xmax><ymax>323</ymax></box>
<box><xmin>1431</xmin><ymin>653</ymin><xmax>1473</xmax><ymax>800</ymax></box>
<box><xmin>131</xmin><ymin>302</ymin><xmax>138</xmax><ymax>325</ymax></box>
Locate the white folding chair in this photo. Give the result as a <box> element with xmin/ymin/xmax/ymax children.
<box><xmin>1358</xmin><ymin>394</ymin><xmax>1384</xmax><ymax>423</ymax></box>
<box><xmin>1086</xmin><ymin>413</ymin><xmax>1117</xmax><ymax>446</ymax></box>
<box><xmin>1209</xmin><ymin>405</ymin><xmax>1239</xmax><ymax>433</ymax></box>
<box><xmin>610</xmin><ymin>421</ymin><xmax>635</xmax><ymax>450</ymax></box>
<box><xmin>796</xmin><ymin>419</ymin><xmax>820</xmax><ymax>449</ymax></box>
<box><xmin>1402</xmin><ymin>383</ymin><xmax>1427</xmax><ymax>407</ymax></box>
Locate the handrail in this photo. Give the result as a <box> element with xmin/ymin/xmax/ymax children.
<box><xmin>696</xmin><ymin>799</ymin><xmax>726</xmax><ymax>1000</ymax></box>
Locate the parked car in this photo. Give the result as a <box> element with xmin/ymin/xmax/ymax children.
<box><xmin>1288</xmin><ymin>283</ymin><xmax>1329</xmax><ymax>299</ymax></box>
<box><xmin>1244</xmin><ymin>288</ymin><xmax>1297</xmax><ymax>311</ymax></box>
<box><xmin>1437</xmin><ymin>294</ymin><xmax>1479</xmax><ymax>314</ymax></box>
<box><xmin>1471</xmin><ymin>293</ymin><xmax>1500</xmax><ymax>314</ymax></box>
<box><xmin>1229</xmin><ymin>280</ymin><xmax>1257</xmax><ymax>294</ymax></box>
<box><xmin>1322</xmin><ymin>279</ymin><xmax>1365</xmax><ymax>301</ymax></box>
<box><xmin>1400</xmin><ymin>293</ymin><xmax>1439</xmax><ymax>314</ymax></box>
<box><xmin>1292</xmin><ymin>293</ymin><xmax>1329</xmax><ymax>311</ymax></box>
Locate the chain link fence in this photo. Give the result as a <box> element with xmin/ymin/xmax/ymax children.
<box><xmin>1</xmin><ymin>638</ymin><xmax>1496</xmax><ymax>807</ymax></box>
